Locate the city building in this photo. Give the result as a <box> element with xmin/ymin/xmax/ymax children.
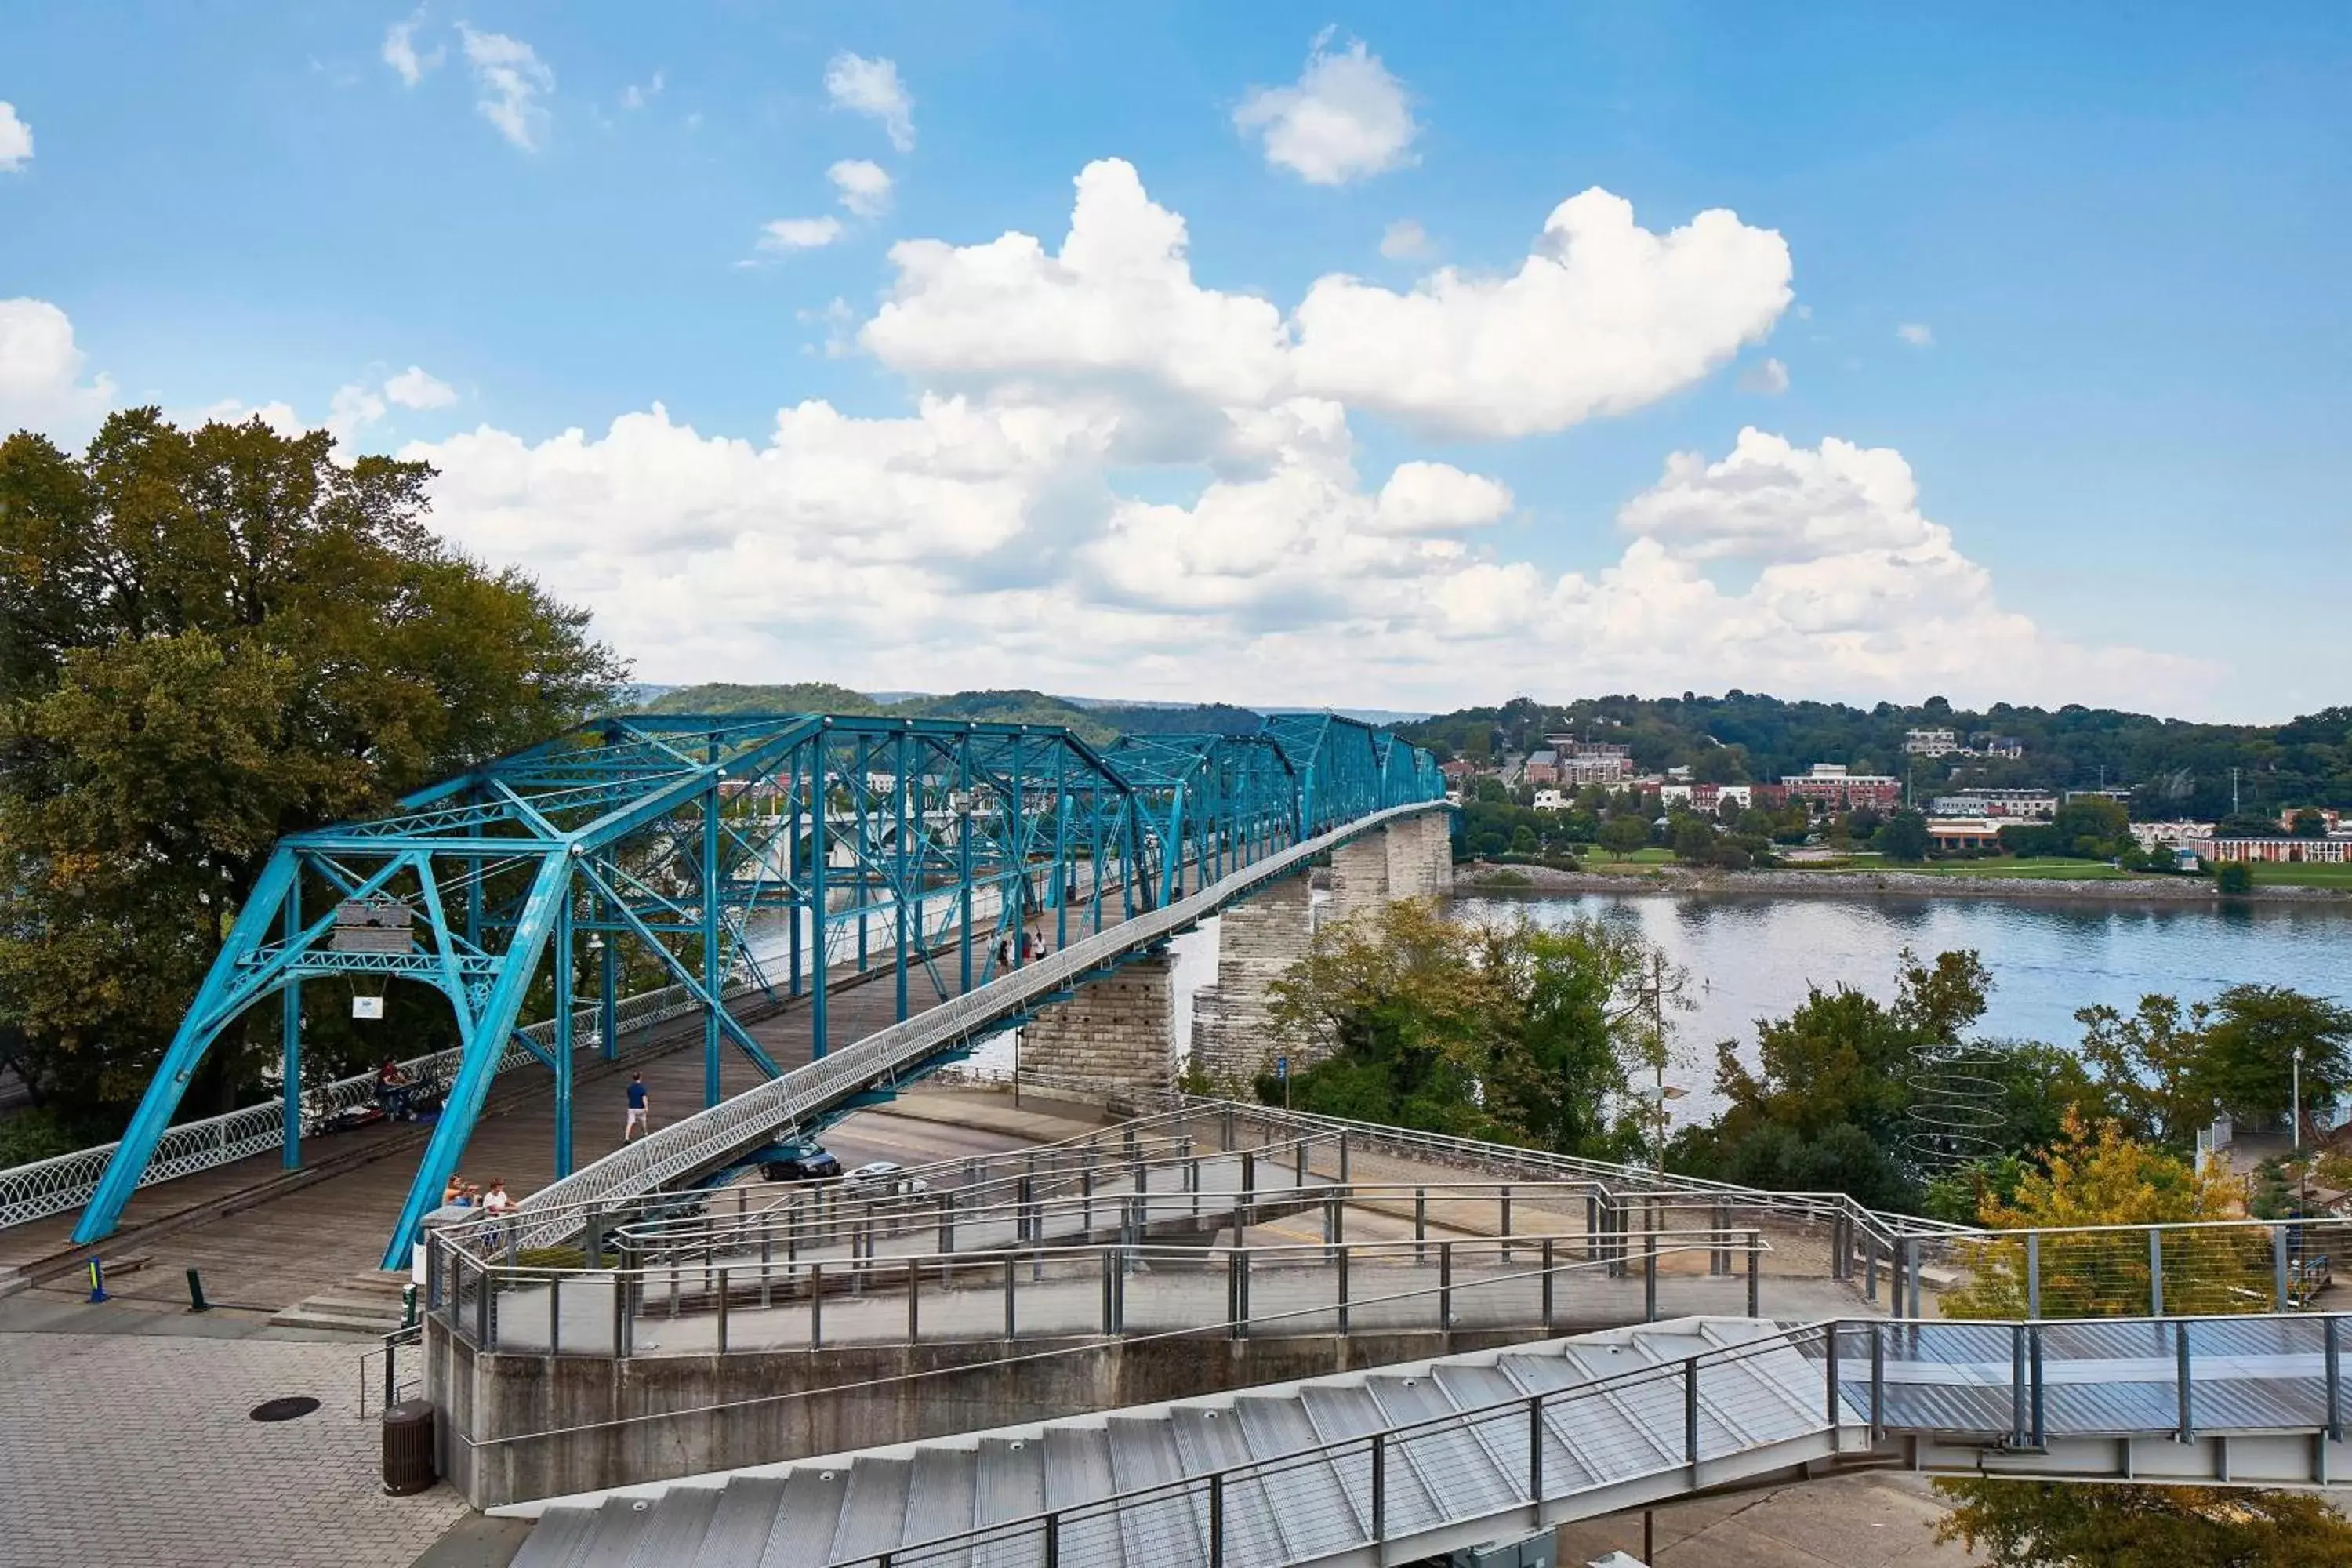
<box><xmin>1542</xmin><ymin>736</ymin><xmax>1634</xmax><ymax>787</ymax></box>
<box><xmin>2129</xmin><ymin>820</ymin><xmax>2216</xmax><ymax>851</ymax></box>
<box><xmin>1926</xmin><ymin>818</ymin><xmax>2001</xmax><ymax>851</ymax></box>
<box><xmin>1661</xmin><ymin>782</ymin><xmax>1752</xmax><ymax>813</ymax></box>
<box><xmin>2277</xmin><ymin>807</ymin><xmax>2346</xmax><ymax>834</ymax></box>
<box><xmin>1904</xmin><ymin>728</ymin><xmax>1961</xmax><ymax>756</ymax></box>
<box><xmin>1532</xmin><ymin>788</ymin><xmax>1568</xmax><ymax>811</ymax></box>
<box><xmin>1972</xmin><ymin>734</ymin><xmax>2026</xmax><ymax>758</ymax></box>
<box><xmin>1779</xmin><ymin>764</ymin><xmax>1904</xmax><ymax>810</ymax></box>
<box><xmin>1931</xmin><ymin>789</ymin><xmax>2058</xmax><ymax>820</ymax></box>
<box><xmin>2184</xmin><ymin>835</ymin><xmax>2352</xmax><ymax>865</ymax></box>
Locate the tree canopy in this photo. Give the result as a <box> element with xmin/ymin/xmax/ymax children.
<box><xmin>1935</xmin><ymin>1116</ymin><xmax>2352</xmax><ymax>1564</ymax></box>
<box><xmin>0</xmin><ymin>410</ymin><xmax>625</xmax><ymax>1127</ymax></box>
<box><xmin>1253</xmin><ymin>900</ymin><xmax>1678</xmax><ymax>1161</ymax></box>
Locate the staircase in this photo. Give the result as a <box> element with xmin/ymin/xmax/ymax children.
<box><xmin>507</xmin><ymin>1316</ymin><xmax>1840</xmax><ymax>1568</ymax></box>
<box><xmin>269</xmin><ymin>1269</ymin><xmax>415</xmax><ymax>1334</ymax></box>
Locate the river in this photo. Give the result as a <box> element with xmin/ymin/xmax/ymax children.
<box><xmin>1452</xmin><ymin>891</ymin><xmax>2352</xmax><ymax>1123</ymax></box>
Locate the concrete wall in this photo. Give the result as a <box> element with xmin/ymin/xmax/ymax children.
<box><xmin>431</xmin><ymin>1321</ymin><xmax>1570</xmax><ymax>1509</ymax></box>
<box><xmin>1188</xmin><ymin>874</ymin><xmax>1311</xmax><ymax>1087</ymax></box>
<box><xmin>1019</xmin><ymin>952</ymin><xmax>1174</xmax><ymax>1116</ymax></box>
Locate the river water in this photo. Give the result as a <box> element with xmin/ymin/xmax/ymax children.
<box><xmin>1452</xmin><ymin>891</ymin><xmax>2352</xmax><ymax>1123</ymax></box>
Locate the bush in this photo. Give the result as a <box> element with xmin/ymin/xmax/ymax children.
<box><xmin>0</xmin><ymin>1106</ymin><xmax>96</xmax><ymax>1167</ymax></box>
<box><xmin>2216</xmin><ymin>860</ymin><xmax>2254</xmax><ymax>895</ymax></box>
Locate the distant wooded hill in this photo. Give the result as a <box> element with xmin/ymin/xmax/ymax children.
<box><xmin>633</xmin><ymin>684</ymin><xmax>1266</xmax><ymax>750</ymax></box>
<box><xmin>1398</xmin><ymin>693</ymin><xmax>2352</xmax><ymax>821</ymax></box>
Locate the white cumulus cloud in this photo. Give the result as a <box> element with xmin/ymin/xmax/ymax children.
<box><xmin>458</xmin><ymin>25</ymin><xmax>553</xmax><ymax>151</ymax></box>
<box><xmin>343</xmin><ymin>160</ymin><xmax>2190</xmax><ymax>710</ymax></box>
<box><xmin>828</xmin><ymin>158</ymin><xmax>893</xmax><ymax>220</ymax></box>
<box><xmin>1</xmin><ymin>299</ymin><xmax>117</xmax><ymax>441</ymax></box>
<box><xmin>1897</xmin><ymin>321</ymin><xmax>1934</xmax><ymax>347</ymax></box>
<box><xmin>1235</xmin><ymin>36</ymin><xmax>1419</xmax><ymax>186</ymax></box>
<box><xmin>385</xmin><ymin>365</ymin><xmax>458</xmax><ymax>410</ymax></box>
<box><xmin>825</xmin><ymin>53</ymin><xmax>913</xmax><ymax>152</ymax></box>
<box><xmin>1378</xmin><ymin>219</ymin><xmax>1430</xmax><ymax>260</ymax></box>
<box><xmin>760</xmin><ymin>216</ymin><xmax>845</xmax><ymax>252</ymax></box>
<box><xmin>0</xmin><ymin>101</ymin><xmax>33</xmax><ymax>172</ymax></box>
<box><xmin>1290</xmin><ymin>188</ymin><xmax>1793</xmax><ymax>437</ymax></box>
<box><xmin>382</xmin><ymin>11</ymin><xmax>443</xmax><ymax>87</ymax></box>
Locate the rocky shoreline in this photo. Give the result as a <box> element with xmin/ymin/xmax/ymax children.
<box><xmin>1453</xmin><ymin>860</ymin><xmax>2351</xmax><ymax>905</ymax></box>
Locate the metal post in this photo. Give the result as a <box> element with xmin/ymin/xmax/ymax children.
<box><xmin>717</xmin><ymin>1267</ymin><xmax>730</xmax><ymax>1354</ymax></box>
<box><xmin>1529</xmin><ymin>1392</ymin><xmax>1545</xmax><ymax>1499</ymax></box>
<box><xmin>1208</xmin><ymin>1473</ymin><xmax>1225</xmax><ymax>1568</ymax></box>
<box><xmin>1236</xmin><ymin>1247</ymin><xmax>1250</xmax><ymax>1334</ymax></box>
<box><xmin>2176</xmin><ymin>1319</ymin><xmax>2194</xmax><ymax>1440</ymax></box>
<box><xmin>1541</xmin><ymin>1237</ymin><xmax>1555</xmax><ymax>1332</ymax></box>
<box><xmin>1044</xmin><ymin>1512</ymin><xmax>1059</xmax><ymax>1568</ymax></box>
<box><xmin>811</xmin><ymin>737</ymin><xmax>830</xmax><ymax>1057</ymax></box>
<box><xmin>1338</xmin><ymin>1131</ymin><xmax>1349</xmax><ymax>1183</ymax></box>
<box><xmin>908</xmin><ymin>1258</ymin><xmax>920</xmax><ymax>1343</ymax></box>
<box><xmin>1415</xmin><ymin>1188</ymin><xmax>1427</xmax><ymax>1259</ymax></box>
<box><xmin>1439</xmin><ymin>1240</ymin><xmax>1453</xmax><ymax>1327</ymax></box>
<box><xmin>702</xmin><ymin>780</ymin><xmax>723</xmax><ymax>1107</ymax></box>
<box><xmin>1240</xmin><ymin>1151</ymin><xmax>1255</xmax><ymax>1229</ymax></box>
<box><xmin>1004</xmin><ymin>1255</ymin><xmax>1017</xmax><ymax>1340</ymax></box>
<box><xmin>2275</xmin><ymin>1227</ymin><xmax>2292</xmax><ymax>1312</ymax></box>
<box><xmin>2326</xmin><ymin>1316</ymin><xmax>2343</xmax><ymax>1443</ymax></box>
<box><xmin>1824</xmin><ymin>1324</ymin><xmax>1842</xmax><ymax>1452</ymax></box>
<box><xmin>1644</xmin><ymin>1229</ymin><xmax>1657</xmax><ymax>1322</ymax></box>
<box><xmin>810</xmin><ymin>1262</ymin><xmax>823</xmax><ymax>1349</ymax></box>
<box><xmin>2010</xmin><ymin>1325</ymin><xmax>2027</xmax><ymax>1447</ymax></box>
<box><xmin>1869</xmin><ymin>1322</ymin><xmax>1885</xmax><ymax>1439</ymax></box>
<box><xmin>2151</xmin><ymin>1229</ymin><xmax>2165</xmax><ymax>1318</ymax></box>
<box><xmin>1584</xmin><ymin>1193</ymin><xmax>1598</xmax><ymax>1263</ymax></box>
<box><xmin>553</xmin><ymin>889</ymin><xmax>574</xmax><ymax>1176</ymax></box>
<box><xmin>279</xmin><ymin>879</ymin><xmax>301</xmax><ymax>1171</ymax></box>
<box><xmin>1370</xmin><ymin>1432</ymin><xmax>1386</xmax><ymax>1544</ymax></box>
<box><xmin>2027</xmin><ymin>1232</ymin><xmax>2041</xmax><ymax>1320</ymax></box>
<box><xmin>1865</xmin><ymin>1235</ymin><xmax>1879</xmax><ymax>1303</ymax></box>
<box><xmin>1101</xmin><ymin>1250</ymin><xmax>1116</xmax><ymax>1334</ymax></box>
<box><xmin>1683</xmin><ymin>1357</ymin><xmax>1700</xmax><ymax>1467</ymax></box>
<box><xmin>2029</xmin><ymin>1325</ymin><xmax>2045</xmax><ymax>1447</ymax></box>
<box><xmin>1227</xmin><ymin>1249</ymin><xmax>1243</xmax><ymax>1340</ymax></box>
<box><xmin>1500</xmin><ymin>1185</ymin><xmax>1512</xmax><ymax>1246</ymax></box>
<box><xmin>1747</xmin><ymin>1231</ymin><xmax>1760</xmax><ymax>1317</ymax></box>
<box><xmin>1338</xmin><ymin>1243</ymin><xmax>1351</xmax><ymax>1334</ymax></box>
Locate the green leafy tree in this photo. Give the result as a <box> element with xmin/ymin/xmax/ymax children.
<box><xmin>1259</xmin><ymin>900</ymin><xmax>1675</xmax><ymax>1160</ymax></box>
<box><xmin>1874</xmin><ymin>808</ymin><xmax>1930</xmax><ymax>862</ymax></box>
<box><xmin>2078</xmin><ymin>988</ymin><xmax>2352</xmax><ymax>1147</ymax></box>
<box><xmin>0</xmin><ymin>411</ymin><xmax>625</xmax><ymax>1120</ymax></box>
<box><xmin>1937</xmin><ymin>1117</ymin><xmax>2352</xmax><ymax>1564</ymax></box>
<box><xmin>2216</xmin><ymin>859</ymin><xmax>2255</xmax><ymax>895</ymax></box>
<box><xmin>1598</xmin><ymin>814</ymin><xmax>1651</xmax><ymax>858</ymax></box>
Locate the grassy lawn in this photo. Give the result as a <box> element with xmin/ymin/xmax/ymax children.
<box><xmin>2241</xmin><ymin>860</ymin><xmax>2352</xmax><ymax>888</ymax></box>
<box><xmin>1795</xmin><ymin>855</ymin><xmax>2135</xmax><ymax>881</ymax></box>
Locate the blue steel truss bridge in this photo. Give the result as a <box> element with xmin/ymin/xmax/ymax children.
<box><xmin>55</xmin><ymin>709</ymin><xmax>1446</xmax><ymax>1271</ymax></box>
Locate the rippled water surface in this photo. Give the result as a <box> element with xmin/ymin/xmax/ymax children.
<box><xmin>1451</xmin><ymin>891</ymin><xmax>2352</xmax><ymax>1121</ymax></box>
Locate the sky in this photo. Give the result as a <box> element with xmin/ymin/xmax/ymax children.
<box><xmin>2</xmin><ymin>3</ymin><xmax>2347</xmax><ymax>720</ymax></box>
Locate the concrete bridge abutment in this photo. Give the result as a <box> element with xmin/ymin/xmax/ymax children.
<box><xmin>1017</xmin><ymin>951</ymin><xmax>1177</xmax><ymax>1116</ymax></box>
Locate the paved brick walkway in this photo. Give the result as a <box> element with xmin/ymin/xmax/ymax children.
<box><xmin>0</xmin><ymin>1331</ymin><xmax>465</xmax><ymax>1568</ymax></box>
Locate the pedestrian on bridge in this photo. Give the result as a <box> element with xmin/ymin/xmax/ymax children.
<box><xmin>624</xmin><ymin>1073</ymin><xmax>649</xmax><ymax>1141</ymax></box>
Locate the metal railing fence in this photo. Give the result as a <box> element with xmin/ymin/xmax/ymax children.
<box><xmin>429</xmin><ymin>1223</ymin><xmax>1770</xmax><ymax>1357</ymax></box>
<box><xmin>817</xmin><ymin>1309</ymin><xmax>2351</xmax><ymax>1568</ymax></box>
<box><xmin>508</xmin><ymin>807</ymin><xmax>1449</xmax><ymax>1243</ymax></box>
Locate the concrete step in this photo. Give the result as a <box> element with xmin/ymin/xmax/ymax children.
<box><xmin>269</xmin><ymin>1269</ymin><xmax>417</xmax><ymax>1332</ymax></box>
<box><xmin>268</xmin><ymin>1303</ymin><xmax>405</xmax><ymax>1334</ymax></box>
<box><xmin>0</xmin><ymin>1266</ymin><xmax>24</xmax><ymax>1300</ymax></box>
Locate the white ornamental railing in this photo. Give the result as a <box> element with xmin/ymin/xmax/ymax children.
<box><xmin>0</xmin><ymin>973</ymin><xmax>724</xmax><ymax>1233</ymax></box>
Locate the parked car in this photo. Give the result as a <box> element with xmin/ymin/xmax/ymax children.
<box><xmin>759</xmin><ymin>1145</ymin><xmax>843</xmax><ymax>1182</ymax></box>
<box><xmin>845</xmin><ymin>1159</ymin><xmax>930</xmax><ymax>1196</ymax></box>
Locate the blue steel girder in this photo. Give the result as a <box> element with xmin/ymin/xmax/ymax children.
<box><xmin>73</xmin><ymin>708</ymin><xmax>1439</xmax><ymax>1269</ymax></box>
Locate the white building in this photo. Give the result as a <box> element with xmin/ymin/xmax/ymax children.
<box><xmin>2129</xmin><ymin>820</ymin><xmax>2216</xmax><ymax>851</ymax></box>
<box><xmin>1933</xmin><ymin>789</ymin><xmax>2058</xmax><ymax>820</ymax></box>
<box><xmin>1904</xmin><ymin>728</ymin><xmax>1961</xmax><ymax>756</ymax></box>
<box><xmin>1532</xmin><ymin>788</ymin><xmax>1569</xmax><ymax>811</ymax></box>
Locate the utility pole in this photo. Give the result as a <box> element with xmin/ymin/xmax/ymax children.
<box><xmin>2233</xmin><ymin>767</ymin><xmax>2241</xmax><ymax>817</ymax></box>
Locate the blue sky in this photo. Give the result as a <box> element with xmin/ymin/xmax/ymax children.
<box><xmin>2</xmin><ymin>3</ymin><xmax>2346</xmax><ymax>718</ymax></box>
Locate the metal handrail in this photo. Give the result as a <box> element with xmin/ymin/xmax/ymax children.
<box><xmin>511</xmin><ymin>805</ymin><xmax>1450</xmax><ymax>1242</ymax></box>
<box><xmin>809</xmin><ymin>1308</ymin><xmax>2352</xmax><ymax>1568</ymax></box>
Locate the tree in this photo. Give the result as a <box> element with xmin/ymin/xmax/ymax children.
<box><xmin>1936</xmin><ymin>1116</ymin><xmax>2352</xmax><ymax>1563</ymax></box>
<box><xmin>1259</xmin><ymin>900</ymin><xmax>1675</xmax><ymax>1160</ymax></box>
<box><xmin>2075</xmin><ymin>995</ymin><xmax>2215</xmax><ymax>1151</ymax></box>
<box><xmin>1598</xmin><ymin>814</ymin><xmax>1651</xmax><ymax>858</ymax></box>
<box><xmin>0</xmin><ymin>411</ymin><xmax>625</xmax><ymax>1121</ymax></box>
<box><xmin>1669</xmin><ymin>814</ymin><xmax>1717</xmax><ymax>862</ymax></box>
<box><xmin>1875</xmin><ymin>809</ymin><xmax>1930</xmax><ymax>862</ymax></box>
<box><xmin>2216</xmin><ymin>859</ymin><xmax>2255</xmax><ymax>895</ymax></box>
<box><xmin>2290</xmin><ymin>808</ymin><xmax>2327</xmax><ymax>838</ymax></box>
<box><xmin>2198</xmin><ymin>985</ymin><xmax>2352</xmax><ymax>1127</ymax></box>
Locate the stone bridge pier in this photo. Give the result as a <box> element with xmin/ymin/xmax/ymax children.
<box><xmin>1189</xmin><ymin>809</ymin><xmax>1454</xmax><ymax>1091</ymax></box>
<box><xmin>1022</xmin><ymin>811</ymin><xmax>1454</xmax><ymax>1107</ymax></box>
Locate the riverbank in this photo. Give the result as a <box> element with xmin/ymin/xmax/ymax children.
<box><xmin>1454</xmin><ymin>859</ymin><xmax>2352</xmax><ymax>905</ymax></box>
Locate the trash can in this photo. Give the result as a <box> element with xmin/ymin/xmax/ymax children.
<box><xmin>380</xmin><ymin>1399</ymin><xmax>437</xmax><ymax>1495</ymax></box>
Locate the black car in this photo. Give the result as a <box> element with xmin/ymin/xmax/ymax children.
<box><xmin>760</xmin><ymin>1145</ymin><xmax>843</xmax><ymax>1182</ymax></box>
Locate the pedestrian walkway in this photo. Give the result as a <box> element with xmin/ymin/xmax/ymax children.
<box><xmin>0</xmin><ymin>1330</ymin><xmax>468</xmax><ymax>1568</ymax></box>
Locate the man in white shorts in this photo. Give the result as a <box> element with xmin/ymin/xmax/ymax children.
<box><xmin>624</xmin><ymin>1072</ymin><xmax>649</xmax><ymax>1140</ymax></box>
